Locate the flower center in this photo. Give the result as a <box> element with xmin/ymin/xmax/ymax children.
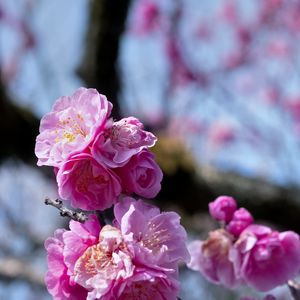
<box><xmin>55</xmin><ymin>113</ymin><xmax>87</xmax><ymax>144</ymax></box>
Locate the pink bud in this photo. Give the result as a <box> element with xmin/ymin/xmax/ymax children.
<box><xmin>226</xmin><ymin>208</ymin><xmax>254</xmax><ymax>237</ymax></box>
<box><xmin>209</xmin><ymin>196</ymin><xmax>237</xmax><ymax>223</ymax></box>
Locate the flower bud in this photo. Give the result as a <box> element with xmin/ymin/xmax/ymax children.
<box><xmin>226</xmin><ymin>208</ymin><xmax>254</xmax><ymax>237</ymax></box>
<box><xmin>209</xmin><ymin>196</ymin><xmax>237</xmax><ymax>223</ymax></box>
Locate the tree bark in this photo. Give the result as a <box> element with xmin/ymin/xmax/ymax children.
<box><xmin>78</xmin><ymin>0</ymin><xmax>131</xmax><ymax>119</ymax></box>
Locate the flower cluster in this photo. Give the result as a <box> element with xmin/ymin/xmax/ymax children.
<box><xmin>35</xmin><ymin>88</ymin><xmax>162</xmax><ymax>211</ymax></box>
<box><xmin>45</xmin><ymin>197</ymin><xmax>189</xmax><ymax>299</ymax></box>
<box><xmin>188</xmin><ymin>196</ymin><xmax>300</xmax><ymax>293</ymax></box>
<box><xmin>36</xmin><ymin>88</ymin><xmax>189</xmax><ymax>299</ymax></box>
<box><xmin>36</xmin><ymin>88</ymin><xmax>300</xmax><ymax>299</ymax></box>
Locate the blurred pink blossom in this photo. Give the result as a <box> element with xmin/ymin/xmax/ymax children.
<box><xmin>187</xmin><ymin>229</ymin><xmax>241</xmax><ymax>289</ymax></box>
<box><xmin>226</xmin><ymin>208</ymin><xmax>254</xmax><ymax>237</ymax></box>
<box><xmin>209</xmin><ymin>195</ymin><xmax>237</xmax><ymax>223</ymax></box>
<box><xmin>130</xmin><ymin>0</ymin><xmax>161</xmax><ymax>35</ymax></box>
<box><xmin>233</xmin><ymin>225</ymin><xmax>300</xmax><ymax>291</ymax></box>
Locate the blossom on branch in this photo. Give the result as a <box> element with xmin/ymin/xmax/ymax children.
<box><xmin>45</xmin><ymin>199</ymin><xmax>189</xmax><ymax>299</ymax></box>
<box><xmin>35</xmin><ymin>88</ymin><xmax>112</xmax><ymax>168</ymax></box>
<box><xmin>116</xmin><ymin>150</ymin><xmax>163</xmax><ymax>198</ymax></box>
<box><xmin>57</xmin><ymin>153</ymin><xmax>121</xmax><ymax>211</ymax></box>
<box><xmin>188</xmin><ymin>196</ymin><xmax>300</xmax><ymax>293</ymax></box>
<box><xmin>92</xmin><ymin>117</ymin><xmax>157</xmax><ymax>168</ymax></box>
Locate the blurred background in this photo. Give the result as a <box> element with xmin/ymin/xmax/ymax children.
<box><xmin>1</xmin><ymin>0</ymin><xmax>300</xmax><ymax>299</ymax></box>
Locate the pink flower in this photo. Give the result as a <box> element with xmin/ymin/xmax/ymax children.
<box><xmin>187</xmin><ymin>229</ymin><xmax>241</xmax><ymax>289</ymax></box>
<box><xmin>57</xmin><ymin>153</ymin><xmax>121</xmax><ymax>211</ymax></box>
<box><xmin>233</xmin><ymin>225</ymin><xmax>300</xmax><ymax>291</ymax></box>
<box><xmin>116</xmin><ymin>150</ymin><xmax>163</xmax><ymax>198</ymax></box>
<box><xmin>103</xmin><ymin>268</ymin><xmax>180</xmax><ymax>300</ymax></box>
<box><xmin>131</xmin><ymin>0</ymin><xmax>161</xmax><ymax>35</ymax></box>
<box><xmin>209</xmin><ymin>196</ymin><xmax>237</xmax><ymax>223</ymax></box>
<box><xmin>74</xmin><ymin>225</ymin><xmax>134</xmax><ymax>299</ymax></box>
<box><xmin>35</xmin><ymin>88</ymin><xmax>112</xmax><ymax>167</ymax></box>
<box><xmin>226</xmin><ymin>208</ymin><xmax>254</xmax><ymax>237</ymax></box>
<box><xmin>92</xmin><ymin>117</ymin><xmax>157</xmax><ymax>168</ymax></box>
<box><xmin>113</xmin><ymin>197</ymin><xmax>190</xmax><ymax>269</ymax></box>
<box><xmin>45</xmin><ymin>215</ymin><xmax>101</xmax><ymax>299</ymax></box>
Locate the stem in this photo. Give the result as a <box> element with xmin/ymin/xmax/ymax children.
<box><xmin>288</xmin><ymin>279</ymin><xmax>300</xmax><ymax>300</ymax></box>
<box><xmin>44</xmin><ymin>198</ymin><xmax>88</xmax><ymax>223</ymax></box>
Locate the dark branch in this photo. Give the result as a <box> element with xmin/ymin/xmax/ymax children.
<box><xmin>45</xmin><ymin>198</ymin><xmax>88</xmax><ymax>223</ymax></box>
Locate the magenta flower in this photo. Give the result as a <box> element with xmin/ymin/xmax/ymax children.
<box><xmin>57</xmin><ymin>153</ymin><xmax>121</xmax><ymax>211</ymax></box>
<box><xmin>103</xmin><ymin>268</ymin><xmax>180</xmax><ymax>300</ymax></box>
<box><xmin>74</xmin><ymin>225</ymin><xmax>134</xmax><ymax>299</ymax></box>
<box><xmin>209</xmin><ymin>196</ymin><xmax>237</xmax><ymax>223</ymax></box>
<box><xmin>233</xmin><ymin>225</ymin><xmax>300</xmax><ymax>291</ymax></box>
<box><xmin>92</xmin><ymin>117</ymin><xmax>157</xmax><ymax>168</ymax></box>
<box><xmin>35</xmin><ymin>87</ymin><xmax>112</xmax><ymax>167</ymax></box>
<box><xmin>45</xmin><ymin>215</ymin><xmax>101</xmax><ymax>300</ymax></box>
<box><xmin>187</xmin><ymin>229</ymin><xmax>241</xmax><ymax>289</ymax></box>
<box><xmin>116</xmin><ymin>150</ymin><xmax>163</xmax><ymax>198</ymax></box>
<box><xmin>226</xmin><ymin>208</ymin><xmax>254</xmax><ymax>237</ymax></box>
<box><xmin>113</xmin><ymin>197</ymin><xmax>190</xmax><ymax>269</ymax></box>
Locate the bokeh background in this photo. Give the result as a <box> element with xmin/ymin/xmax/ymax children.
<box><xmin>1</xmin><ymin>0</ymin><xmax>300</xmax><ymax>299</ymax></box>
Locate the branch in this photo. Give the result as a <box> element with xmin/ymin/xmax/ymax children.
<box><xmin>44</xmin><ymin>198</ymin><xmax>88</xmax><ymax>223</ymax></box>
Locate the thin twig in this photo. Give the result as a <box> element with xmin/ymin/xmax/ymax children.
<box><xmin>45</xmin><ymin>198</ymin><xmax>88</xmax><ymax>223</ymax></box>
<box><xmin>288</xmin><ymin>279</ymin><xmax>300</xmax><ymax>300</ymax></box>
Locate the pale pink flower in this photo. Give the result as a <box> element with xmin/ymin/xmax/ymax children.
<box><xmin>74</xmin><ymin>225</ymin><xmax>134</xmax><ymax>299</ymax></box>
<box><xmin>187</xmin><ymin>229</ymin><xmax>241</xmax><ymax>289</ymax></box>
<box><xmin>209</xmin><ymin>196</ymin><xmax>237</xmax><ymax>223</ymax></box>
<box><xmin>114</xmin><ymin>197</ymin><xmax>190</xmax><ymax>269</ymax></box>
<box><xmin>92</xmin><ymin>117</ymin><xmax>157</xmax><ymax>168</ymax></box>
<box><xmin>57</xmin><ymin>153</ymin><xmax>121</xmax><ymax>211</ymax></box>
<box><xmin>45</xmin><ymin>215</ymin><xmax>101</xmax><ymax>300</ymax></box>
<box><xmin>233</xmin><ymin>225</ymin><xmax>300</xmax><ymax>291</ymax></box>
<box><xmin>35</xmin><ymin>88</ymin><xmax>112</xmax><ymax>167</ymax></box>
<box><xmin>116</xmin><ymin>150</ymin><xmax>163</xmax><ymax>198</ymax></box>
<box><xmin>226</xmin><ymin>208</ymin><xmax>254</xmax><ymax>237</ymax></box>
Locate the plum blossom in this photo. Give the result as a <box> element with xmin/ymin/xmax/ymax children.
<box><xmin>188</xmin><ymin>195</ymin><xmax>300</xmax><ymax>293</ymax></box>
<box><xmin>35</xmin><ymin>88</ymin><xmax>112</xmax><ymax>167</ymax></box>
<box><xmin>232</xmin><ymin>225</ymin><xmax>300</xmax><ymax>292</ymax></box>
<box><xmin>45</xmin><ymin>202</ymin><xmax>185</xmax><ymax>300</ymax></box>
<box><xmin>45</xmin><ymin>215</ymin><xmax>101</xmax><ymax>300</ymax></box>
<box><xmin>116</xmin><ymin>150</ymin><xmax>163</xmax><ymax>198</ymax></box>
<box><xmin>92</xmin><ymin>117</ymin><xmax>157</xmax><ymax>168</ymax></box>
<box><xmin>74</xmin><ymin>225</ymin><xmax>134</xmax><ymax>300</ymax></box>
<box><xmin>187</xmin><ymin>229</ymin><xmax>241</xmax><ymax>289</ymax></box>
<box><xmin>226</xmin><ymin>208</ymin><xmax>254</xmax><ymax>237</ymax></box>
<box><xmin>104</xmin><ymin>268</ymin><xmax>180</xmax><ymax>300</ymax></box>
<box><xmin>57</xmin><ymin>153</ymin><xmax>121</xmax><ymax>211</ymax></box>
<box><xmin>209</xmin><ymin>195</ymin><xmax>237</xmax><ymax>223</ymax></box>
<box><xmin>113</xmin><ymin>197</ymin><xmax>190</xmax><ymax>269</ymax></box>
